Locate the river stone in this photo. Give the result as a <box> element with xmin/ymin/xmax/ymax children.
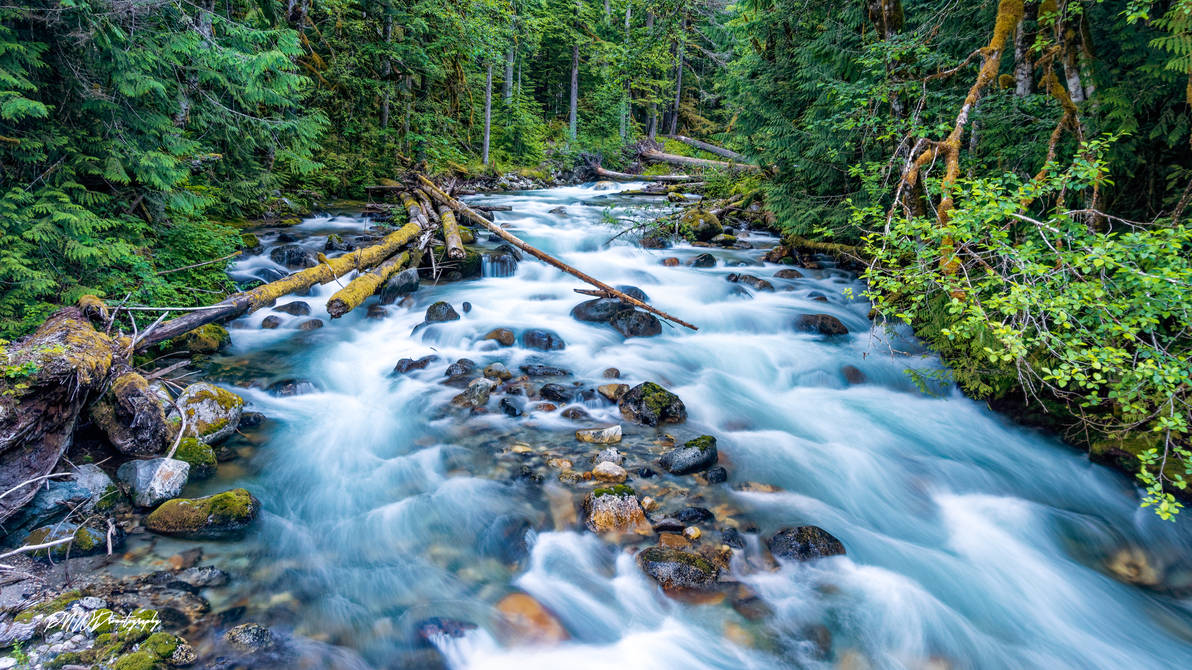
<box><xmin>445</xmin><ymin>358</ymin><xmax>476</xmax><ymax>378</ymax></box>
<box><xmin>483</xmin><ymin>362</ymin><xmax>513</xmax><ymax>381</ymax></box>
<box><xmin>146</xmin><ymin>488</ymin><xmax>259</xmax><ymax>539</ymax></box>
<box><xmin>592</xmin><ymin>462</ymin><xmax>628</xmax><ymax>483</ymax></box>
<box><xmin>583</xmin><ymin>487</ymin><xmax>651</xmax><ymax>534</ymax></box>
<box><xmin>841</xmin><ymin>365</ymin><xmax>867</xmax><ymax>384</ymax></box>
<box><xmin>520</xmin><ymin>364</ymin><xmax>571</xmax><ymax>377</ymax></box>
<box><xmin>273</xmin><ymin>301</ymin><xmax>311</xmax><ymax>316</ymax></box>
<box><xmin>379</xmin><ymin>267</ymin><xmax>420</xmax><ymax>304</ymax></box>
<box><xmin>795</xmin><ymin>313</ymin><xmax>849</xmax><ymax>336</ymax></box>
<box><xmin>727</xmin><ymin>274</ymin><xmax>775</xmax><ymax>292</ymax></box>
<box><xmin>500</xmin><ymin>397</ymin><xmax>525</xmax><ymax>417</ymax></box>
<box><xmin>266</xmin><ymin>378</ymin><xmax>318</xmax><ymax>396</ymax></box>
<box><xmin>774</xmin><ymin>268</ymin><xmax>804</xmax><ymax>279</ymax></box>
<box><xmin>261</xmin><ymin>315</ymin><xmax>282</xmax><ymax>329</ymax></box>
<box><xmin>561</xmin><ymin>406</ymin><xmax>591</xmax><ymax>421</ymax></box>
<box><xmin>705</xmin><ymin>465</ymin><xmax>728</xmax><ymax>484</ymax></box>
<box><xmin>571</xmin><ymin>298</ymin><xmax>622</xmax><ymax>323</ymax></box>
<box><xmin>618</xmin><ymin>382</ymin><xmax>686</xmax><ymax>426</ymax></box>
<box><xmin>616</xmin><ymin>285</ymin><xmax>650</xmax><ymax>302</ymax></box>
<box><xmin>22</xmin><ymin>523</ymin><xmax>112</xmax><ymax>561</ymax></box>
<box><xmin>768</xmin><ymin>526</ymin><xmax>846</xmax><ymax>561</ymax></box>
<box><xmin>4</xmin><ymin>479</ymin><xmax>93</xmax><ymax>540</ymax></box>
<box><xmin>484</xmin><ymin>246</ymin><xmax>520</xmax><ymax>278</ymax></box>
<box><xmin>483</xmin><ymin>328</ymin><xmax>516</xmax><ymax>346</ymax></box>
<box><xmin>117</xmin><ymin>458</ymin><xmax>190</xmax><ymax>508</ymax></box>
<box><xmin>297</xmin><ymin>318</ymin><xmax>323</xmax><ymax>331</ymax></box>
<box><xmin>662</xmin><ymin>257</ymin><xmax>680</xmax><ymax>266</ymax></box>
<box><xmin>691</xmin><ymin>253</ymin><xmax>716</xmax><ymax>268</ymax></box>
<box><xmin>609</xmin><ymin>309</ymin><xmax>662</xmax><ymax>337</ymax></box>
<box><xmin>597</xmin><ymin>383</ymin><xmax>629</xmax><ymax>401</ymax></box>
<box><xmin>224</xmin><ymin>622</ymin><xmax>276</xmax><ymax>653</ymax></box>
<box><xmin>549</xmin><ymin>206</ymin><xmax>568</xmax><ymax>217</ymax></box>
<box><xmin>680</xmin><ymin>208</ymin><xmax>722</xmax><ymax>242</ymax></box>
<box><xmin>638</xmin><ymin>546</ymin><xmax>720</xmax><ymax>590</ymax></box>
<box><xmin>576</xmin><ymin>425</ymin><xmax>622</xmax><ymax>444</ymax></box>
<box><xmin>676</xmin><ymin>506</ymin><xmax>714</xmax><ymax>525</ymax></box>
<box><xmin>269</xmin><ymin>244</ymin><xmax>316</xmax><ymax>268</ymax></box>
<box><xmin>660</xmin><ymin>435</ymin><xmax>718</xmax><ymax>475</ymax></box>
<box><xmin>425</xmin><ymin>301</ymin><xmax>460</xmax><ymax>323</ymax></box>
<box><xmin>73</xmin><ymin>464</ymin><xmax>116</xmax><ymax>505</ymax></box>
<box><xmin>174</xmin><ymin>382</ymin><xmax>244</xmax><ymax>444</ymax></box>
<box><xmin>593</xmin><ymin>180</ymin><xmax>616</xmax><ymax>191</ymax></box>
<box><xmin>594</xmin><ymin>447</ymin><xmax>623</xmax><ymax>465</ymax></box>
<box><xmin>452</xmin><ymin>378</ymin><xmax>495</xmax><ymax>409</ymax></box>
<box><xmin>177</xmin><ymin>566</ymin><xmax>230</xmax><ymax>588</ymax></box>
<box><xmin>394</xmin><ymin>355</ymin><xmax>439</xmax><ymax>374</ymax></box>
<box><xmin>602</xmin><ymin>367</ymin><xmax>621</xmax><ymax>378</ymax></box>
<box><xmin>539</xmin><ymin>383</ymin><xmax>571</xmax><ymax>403</ymax></box>
<box><xmin>521</xmin><ymin>328</ymin><xmax>565</xmax><ymax>351</ymax></box>
<box><xmin>496</xmin><ymin>593</ymin><xmax>569</xmax><ymax>645</ymax></box>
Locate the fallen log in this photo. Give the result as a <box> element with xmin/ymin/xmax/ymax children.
<box><xmin>325</xmin><ymin>251</ymin><xmax>417</xmax><ymax>318</ymax></box>
<box><xmin>399</xmin><ymin>191</ymin><xmax>430</xmax><ymax>228</ymax></box>
<box><xmin>473</xmin><ymin>204</ymin><xmax>512</xmax><ymax>212</ymax></box>
<box><xmin>417</xmin><ymin>175</ymin><xmax>698</xmax><ymax>331</ymax></box>
<box><xmin>593</xmin><ymin>165</ymin><xmax>696</xmax><ymax>183</ymax></box>
<box><xmin>136</xmin><ymin>220</ymin><xmax>422</xmax><ymax>349</ymax></box>
<box><xmin>438</xmin><ymin>206</ymin><xmax>465</xmax><ymax>260</ymax></box>
<box><xmin>663</xmin><ymin>135</ymin><xmax>749</xmax><ymax>163</ymax></box>
<box><xmin>641</xmin><ymin>149</ymin><xmax>760</xmax><ymax>173</ymax></box>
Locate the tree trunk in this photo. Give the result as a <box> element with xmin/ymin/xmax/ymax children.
<box><xmin>326</xmin><ymin>251</ymin><xmax>417</xmax><ymax>319</ymax></box>
<box><xmin>641</xmin><ymin>148</ymin><xmax>760</xmax><ymax>172</ymax></box>
<box><xmin>438</xmin><ymin>205</ymin><xmax>465</xmax><ymax>260</ymax></box>
<box><xmin>664</xmin><ymin>135</ymin><xmax>748</xmax><ymax>162</ymax></box>
<box><xmin>569</xmin><ymin>44</ymin><xmax>579</xmax><ymax>144</ymax></box>
<box><xmin>1013</xmin><ymin>1</ymin><xmax>1037</xmax><ymax>96</ymax></box>
<box><xmin>504</xmin><ymin>47</ymin><xmax>515</xmax><ymax>102</ymax></box>
<box><xmin>669</xmin><ymin>17</ymin><xmax>686</xmax><ymax>136</ymax></box>
<box><xmin>381</xmin><ymin>7</ymin><xmax>393</xmax><ymax>128</ymax></box>
<box><xmin>483</xmin><ymin>63</ymin><xmax>493</xmax><ymax>165</ymax></box>
<box><xmin>593</xmin><ymin>165</ymin><xmax>696</xmax><ymax>182</ymax></box>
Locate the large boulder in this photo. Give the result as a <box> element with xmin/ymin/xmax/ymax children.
<box><xmin>609</xmin><ymin>309</ymin><xmax>662</xmax><ymax>338</ymax></box>
<box><xmin>768</xmin><ymin>526</ymin><xmax>846</xmax><ymax>561</ymax></box>
<box><xmin>117</xmin><ymin>458</ymin><xmax>190</xmax><ymax>508</ymax></box>
<box><xmin>638</xmin><ymin>546</ymin><xmax>720</xmax><ymax>590</ymax></box>
<box><xmin>691</xmin><ymin>253</ymin><xmax>716</xmax><ymax>268</ymax></box>
<box><xmin>146</xmin><ymin>488</ymin><xmax>260</xmax><ymax>539</ymax></box>
<box><xmin>583</xmin><ymin>486</ymin><xmax>651</xmax><ymax>534</ymax></box>
<box><xmin>379</xmin><ymin>267</ymin><xmax>420</xmax><ymax>304</ymax></box>
<box><xmin>3</xmin><ymin>478</ymin><xmax>93</xmax><ymax>540</ymax></box>
<box><xmin>425</xmin><ymin>301</ymin><xmax>461</xmax><ymax>323</ymax></box>
<box><xmin>680</xmin><ymin>209</ymin><xmax>722</xmax><ymax>242</ymax></box>
<box><xmin>618</xmin><ymin>382</ymin><xmax>686</xmax><ymax>426</ymax></box>
<box><xmin>452</xmin><ymin>378</ymin><xmax>495</xmax><ymax>409</ymax></box>
<box><xmin>660</xmin><ymin>435</ymin><xmax>718</xmax><ymax>475</ymax></box>
<box><xmin>269</xmin><ymin>244</ymin><xmax>316</xmax><ymax>269</ymax></box>
<box><xmin>173</xmin><ymin>382</ymin><xmax>244</xmax><ymax>444</ymax></box>
<box><xmin>794</xmin><ymin>314</ymin><xmax>849</xmax><ymax>336</ymax></box>
<box><xmin>521</xmin><ymin>329</ymin><xmax>565</xmax><ymax>351</ymax></box>
<box><xmin>180</xmin><ymin>323</ymin><xmax>231</xmax><ymax>354</ymax></box>
<box><xmin>174</xmin><ymin>437</ymin><xmax>217</xmax><ymax>479</ymax></box>
<box><xmin>89</xmin><ymin>370</ymin><xmax>172</xmax><ymax>456</ymax></box>
<box><xmin>571</xmin><ymin>298</ymin><xmax>622</xmax><ymax>323</ymax></box>
<box><xmin>22</xmin><ymin>523</ymin><xmax>115</xmax><ymax>561</ymax></box>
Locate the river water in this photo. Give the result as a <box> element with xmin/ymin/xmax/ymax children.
<box><xmin>171</xmin><ymin>183</ymin><xmax>1192</xmax><ymax>669</ymax></box>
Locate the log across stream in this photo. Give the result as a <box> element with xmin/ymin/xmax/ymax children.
<box><xmin>28</xmin><ymin>182</ymin><xmax>1192</xmax><ymax>668</ymax></box>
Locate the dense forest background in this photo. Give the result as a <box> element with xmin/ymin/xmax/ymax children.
<box><xmin>2</xmin><ymin>0</ymin><xmax>1190</xmax><ymax>512</ymax></box>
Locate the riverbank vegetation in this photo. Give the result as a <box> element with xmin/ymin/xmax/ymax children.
<box><xmin>2</xmin><ymin>0</ymin><xmax>1190</xmax><ymax>515</ymax></box>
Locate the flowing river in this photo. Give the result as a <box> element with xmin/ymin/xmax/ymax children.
<box><xmin>162</xmin><ymin>183</ymin><xmax>1192</xmax><ymax>669</ymax></box>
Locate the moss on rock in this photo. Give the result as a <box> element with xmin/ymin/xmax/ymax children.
<box><xmin>14</xmin><ymin>589</ymin><xmax>82</xmax><ymax>623</ymax></box>
<box><xmin>174</xmin><ymin>437</ymin><xmax>217</xmax><ymax>478</ymax></box>
<box><xmin>113</xmin><ymin>650</ymin><xmax>159</xmax><ymax>670</ymax></box>
<box><xmin>181</xmin><ymin>323</ymin><xmax>230</xmax><ymax>354</ymax></box>
<box><xmin>145</xmin><ymin>488</ymin><xmax>259</xmax><ymax>539</ymax></box>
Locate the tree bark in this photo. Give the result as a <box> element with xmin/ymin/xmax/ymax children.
<box><xmin>504</xmin><ymin>47</ymin><xmax>515</xmax><ymax>102</ymax></box>
<box><xmin>669</xmin><ymin>17</ymin><xmax>686</xmax><ymax>136</ymax></box>
<box><xmin>483</xmin><ymin>63</ymin><xmax>493</xmax><ymax>165</ymax></box>
<box><xmin>438</xmin><ymin>205</ymin><xmax>465</xmax><ymax>260</ymax></box>
<box><xmin>569</xmin><ymin>44</ymin><xmax>579</xmax><ymax>143</ymax></box>
<box><xmin>664</xmin><ymin>134</ymin><xmax>748</xmax><ymax>162</ymax></box>
<box><xmin>1013</xmin><ymin>1</ymin><xmax>1037</xmax><ymax>96</ymax></box>
<box><xmin>641</xmin><ymin>148</ymin><xmax>760</xmax><ymax>172</ymax></box>
<box><xmin>326</xmin><ymin>251</ymin><xmax>416</xmax><ymax>318</ymax></box>
<box><xmin>593</xmin><ymin>165</ymin><xmax>696</xmax><ymax>182</ymax></box>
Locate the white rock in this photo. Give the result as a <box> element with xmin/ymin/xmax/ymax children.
<box><xmin>172</xmin><ymin>382</ymin><xmax>244</xmax><ymax>444</ymax></box>
<box><xmin>72</xmin><ymin>464</ymin><xmax>114</xmax><ymax>504</ymax></box>
<box><xmin>117</xmin><ymin>458</ymin><xmax>190</xmax><ymax>508</ymax></box>
<box><xmin>592</xmin><ymin>461</ymin><xmax>628</xmax><ymax>483</ymax></box>
<box><xmin>78</xmin><ymin>596</ymin><xmax>106</xmax><ymax>610</ymax></box>
<box><xmin>575</xmin><ymin>425</ymin><xmax>622</xmax><ymax>444</ymax></box>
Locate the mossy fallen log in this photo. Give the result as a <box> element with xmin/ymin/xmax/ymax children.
<box><xmin>325</xmin><ymin>251</ymin><xmax>416</xmax><ymax>318</ymax></box>
<box><xmin>662</xmin><ymin>134</ymin><xmax>749</xmax><ymax>162</ymax></box>
<box><xmin>438</xmin><ymin>206</ymin><xmax>465</xmax><ymax>260</ymax></box>
<box><xmin>593</xmin><ymin>166</ymin><xmax>696</xmax><ymax>183</ymax></box>
<box><xmin>399</xmin><ymin>191</ymin><xmax>429</xmax><ymax>228</ymax></box>
<box><xmin>640</xmin><ymin>149</ymin><xmax>760</xmax><ymax>173</ymax></box>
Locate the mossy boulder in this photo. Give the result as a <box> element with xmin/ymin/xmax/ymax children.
<box><xmin>145</xmin><ymin>488</ymin><xmax>259</xmax><ymax>539</ymax></box>
<box><xmin>679</xmin><ymin>208</ymin><xmax>722</xmax><ymax>242</ymax></box>
<box><xmin>240</xmin><ymin>233</ymin><xmax>261</xmax><ymax>252</ymax></box>
<box><xmin>659</xmin><ymin>435</ymin><xmax>719</xmax><ymax>475</ymax></box>
<box><xmin>14</xmin><ymin>589</ymin><xmax>83</xmax><ymax>623</ymax></box>
<box><xmin>23</xmin><ymin>523</ymin><xmax>113</xmax><ymax>561</ymax></box>
<box><xmin>174</xmin><ymin>437</ymin><xmax>217</xmax><ymax>479</ymax></box>
<box><xmin>638</xmin><ymin>546</ymin><xmax>720</xmax><ymax>590</ymax></box>
<box><xmin>113</xmin><ymin>650</ymin><xmax>159</xmax><ymax>670</ymax></box>
<box><xmin>89</xmin><ymin>370</ymin><xmax>172</xmax><ymax>456</ymax></box>
<box><xmin>618</xmin><ymin>382</ymin><xmax>686</xmax><ymax>426</ymax></box>
<box><xmin>173</xmin><ymin>382</ymin><xmax>244</xmax><ymax>444</ymax></box>
<box><xmin>182</xmin><ymin>323</ymin><xmax>230</xmax><ymax>354</ymax></box>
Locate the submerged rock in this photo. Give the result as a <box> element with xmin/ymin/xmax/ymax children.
<box><xmin>774</xmin><ymin>268</ymin><xmax>804</xmax><ymax>279</ymax></box>
<box><xmin>117</xmin><ymin>458</ymin><xmax>190</xmax><ymax>508</ymax></box>
<box><xmin>146</xmin><ymin>488</ymin><xmax>259</xmax><ymax>539</ymax></box>
<box><xmin>618</xmin><ymin>382</ymin><xmax>686</xmax><ymax>426</ymax></box>
<box><xmin>521</xmin><ymin>328</ymin><xmax>565</xmax><ymax>351</ymax></box>
<box><xmin>224</xmin><ymin>622</ymin><xmax>276</xmax><ymax>654</ymax></box>
<box><xmin>297</xmin><ymin>318</ymin><xmax>324</xmax><ymax>331</ymax></box>
<box><xmin>576</xmin><ymin>425</ymin><xmax>622</xmax><ymax>444</ymax></box>
<box><xmin>583</xmin><ymin>486</ymin><xmax>651</xmax><ymax>534</ymax></box>
<box><xmin>174</xmin><ymin>382</ymin><xmax>244</xmax><ymax>444</ymax></box>
<box><xmin>727</xmin><ymin>274</ymin><xmax>775</xmax><ymax>292</ymax></box>
<box><xmin>260</xmin><ymin>315</ymin><xmax>282</xmax><ymax>329</ymax></box>
<box><xmin>638</xmin><ymin>546</ymin><xmax>720</xmax><ymax>590</ymax></box>
<box><xmin>519</xmin><ymin>364</ymin><xmax>571</xmax><ymax>377</ymax></box>
<box><xmin>273</xmin><ymin>301</ymin><xmax>311</xmax><ymax>316</ymax></box>
<box><xmin>425</xmin><ymin>301</ymin><xmax>460</xmax><ymax>323</ymax></box>
<box><xmin>266</xmin><ymin>378</ymin><xmax>319</xmax><ymax>396</ymax></box>
<box><xmin>483</xmin><ymin>328</ymin><xmax>516</xmax><ymax>346</ymax></box>
<box><xmin>660</xmin><ymin>435</ymin><xmax>718</xmax><ymax>475</ymax></box>
<box><xmin>269</xmin><ymin>244</ymin><xmax>315</xmax><ymax>268</ymax></box>
<box><xmin>768</xmin><ymin>526</ymin><xmax>846</xmax><ymax>561</ymax></box>
<box><xmin>794</xmin><ymin>313</ymin><xmax>849</xmax><ymax>336</ymax></box>
<box><xmin>394</xmin><ymin>355</ymin><xmax>439</xmax><ymax>374</ymax></box>
<box><xmin>841</xmin><ymin>365</ymin><xmax>867</xmax><ymax>384</ymax></box>
<box><xmin>609</xmin><ymin>309</ymin><xmax>662</xmax><ymax>337</ymax></box>
<box><xmin>691</xmin><ymin>253</ymin><xmax>716</xmax><ymax>268</ymax></box>
<box><xmin>22</xmin><ymin>523</ymin><xmax>113</xmax><ymax>560</ymax></box>
<box><xmin>496</xmin><ymin>593</ymin><xmax>569</xmax><ymax>645</ymax></box>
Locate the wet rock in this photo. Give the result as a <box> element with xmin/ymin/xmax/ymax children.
<box><xmin>483</xmin><ymin>363</ymin><xmax>513</xmax><ymax>381</ymax></box>
<box><xmin>794</xmin><ymin>313</ymin><xmax>849</xmax><ymax>336</ymax></box>
<box><xmin>521</xmin><ymin>328</ymin><xmax>565</xmax><ymax>351</ymax></box>
<box><xmin>592</xmin><ymin>462</ymin><xmax>628</xmax><ymax>483</ymax></box>
<box><xmin>680</xmin><ymin>208</ymin><xmax>722</xmax><ymax>242</ymax></box>
<box><xmin>710</xmin><ymin>234</ymin><xmax>738</xmax><ymax>247</ymax></box>
<box><xmin>610</xmin><ymin>309</ymin><xmax>662</xmax><ymax>337</ymax></box>
<box><xmin>324</xmin><ymin>234</ymin><xmax>350</xmax><ymax>252</ymax></box>
<box><xmin>89</xmin><ymin>370</ymin><xmax>173</xmax><ymax>456</ymax></box>
<box><xmin>583</xmin><ymin>486</ymin><xmax>651</xmax><ymax>534</ymax></box>
<box><xmin>593</xmin><ymin>181</ymin><xmax>616</xmax><ymax>191</ymax></box>
<box><xmin>146</xmin><ymin>488</ymin><xmax>259</xmax><ymax>539</ymax></box>
<box><xmin>662</xmin><ymin>257</ymin><xmax>680</xmax><ymax>267</ymax></box>
<box><xmin>273</xmin><ymin>301</ymin><xmax>311</xmax><ymax>316</ymax></box>
<box><xmin>418</xmin><ymin>617</ymin><xmax>477</xmax><ymax>640</ymax></box>
<box><xmin>652</xmin><ymin>518</ymin><xmax>686</xmax><ymax>533</ymax></box>
<box><xmin>594</xmin><ymin>448</ymin><xmax>623</xmax><ymax>465</ymax></box>
<box><xmin>380</xmin><ymin>267</ymin><xmax>420</xmax><ymax>303</ymax></box>
<box><xmin>727</xmin><ymin>273</ymin><xmax>775</xmax><ymax>291</ymax></box>
<box><xmin>500</xmin><ymin>397</ymin><xmax>525</xmax><ymax>417</ymax></box>
<box><xmin>452</xmin><ymin>378</ymin><xmax>495</xmax><ymax>409</ymax></box>
<box><xmin>602</xmin><ymin>367</ymin><xmax>621</xmax><ymax>378</ymax></box>
<box><xmin>297</xmin><ymin>318</ymin><xmax>324</xmax><ymax>331</ymax></box>
<box><xmin>539</xmin><ymin>383</ymin><xmax>571</xmax><ymax>403</ymax></box>
<box><xmin>638</xmin><ymin>546</ymin><xmax>720</xmax><ymax>590</ymax></box>
<box><xmin>841</xmin><ymin>365</ymin><xmax>867</xmax><ymax>384</ymax></box>
<box><xmin>445</xmin><ymin>358</ymin><xmax>477</xmax><ymax>377</ymax></box>
<box><xmin>774</xmin><ymin>269</ymin><xmax>804</xmax><ymax>279</ymax></box>
<box><xmin>691</xmin><ymin>253</ymin><xmax>716</xmax><ymax>268</ymax></box>
<box><xmin>576</xmin><ymin>425</ymin><xmax>622</xmax><ymax>444</ymax></box>
<box><xmin>519</xmin><ymin>364</ymin><xmax>571</xmax><ymax>377</ymax></box>
<box><xmin>1106</xmin><ymin>547</ymin><xmax>1163</xmax><ymax>586</ymax></box>
<box><xmin>763</xmin><ymin>244</ymin><xmax>791</xmax><ymax>263</ymax></box>
<box><xmin>684</xmin><ymin>526</ymin><xmax>701</xmax><ymax>541</ymax></box>
<box><xmin>5</xmin><ymin>480</ymin><xmax>92</xmax><ymax>540</ymax></box>
<box><xmin>705</xmin><ymin>466</ymin><xmax>728</xmax><ymax>484</ymax></box>
<box><xmin>676</xmin><ymin>506</ymin><xmax>714</xmax><ymax>525</ymax></box>
<box><xmin>768</xmin><ymin>526</ymin><xmax>846</xmax><ymax>561</ymax></box>
<box><xmin>548</xmin><ymin>206</ymin><xmax>568</xmax><ymax>217</ymax></box>
<box><xmin>22</xmin><ymin>523</ymin><xmax>112</xmax><ymax>560</ymax></box>
<box><xmin>616</xmin><ymin>285</ymin><xmax>650</xmax><ymax>302</ymax></box>
<box><xmin>425</xmin><ymin>301</ymin><xmax>460</xmax><ymax>323</ymax></box>
<box><xmin>597</xmin><ymin>383</ymin><xmax>629</xmax><ymax>401</ymax></box>
<box><xmin>260</xmin><ymin>315</ymin><xmax>282</xmax><ymax>329</ymax></box>
<box><xmin>561</xmin><ymin>406</ymin><xmax>591</xmax><ymax>421</ymax></box>
<box><xmin>618</xmin><ymin>382</ymin><xmax>686</xmax><ymax>426</ymax></box>
<box><xmin>266</xmin><ymin>378</ymin><xmax>318</xmax><ymax>396</ymax></box>
<box><xmin>484</xmin><ymin>246</ymin><xmax>520</xmax><ymax>278</ymax></box>
<box><xmin>721</xmin><ymin>528</ymin><xmax>746</xmax><ymax>549</ymax></box>
<box><xmin>175</xmin><ymin>437</ymin><xmax>217</xmax><ymax>479</ymax></box>
<box><xmin>366</xmin><ymin>304</ymin><xmax>387</xmax><ymax>319</ymax></box>
<box><xmin>496</xmin><ymin>593</ymin><xmax>569</xmax><ymax>645</ymax></box>
<box><xmin>478</xmin><ymin>515</ymin><xmax>532</xmax><ymax>564</ymax></box>
<box><xmin>660</xmin><ymin>435</ymin><xmax>718</xmax><ymax>475</ymax></box>
<box><xmin>174</xmin><ymin>382</ymin><xmax>244</xmax><ymax>444</ymax></box>
<box><xmin>74</xmin><ymin>464</ymin><xmax>117</xmax><ymax>506</ymax></box>
<box><xmin>395</xmin><ymin>355</ymin><xmax>439</xmax><ymax>374</ymax></box>
<box><xmin>483</xmin><ymin>328</ymin><xmax>516</xmax><ymax>346</ymax></box>
<box><xmin>533</xmin><ymin>402</ymin><xmax>558</xmax><ymax>412</ymax></box>
<box><xmin>117</xmin><ymin>458</ymin><xmax>190</xmax><ymax>508</ymax></box>
<box><xmin>177</xmin><ymin>566</ymin><xmax>230</xmax><ymax>588</ymax></box>
<box><xmin>224</xmin><ymin>622</ymin><xmax>276</xmax><ymax>654</ymax></box>
<box><xmin>571</xmin><ymin>298</ymin><xmax>623</xmax><ymax>323</ymax></box>
<box><xmin>462</xmin><ymin>302</ymin><xmax>472</xmax><ymax>313</ymax></box>
<box><xmin>269</xmin><ymin>244</ymin><xmax>316</xmax><ymax>268</ymax></box>
<box><xmin>637</xmin><ymin>467</ymin><xmax>657</xmax><ymax>479</ymax></box>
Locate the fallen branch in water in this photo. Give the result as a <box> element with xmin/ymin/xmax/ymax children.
<box><xmin>418</xmin><ymin>175</ymin><xmax>698</xmax><ymax>330</ymax></box>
